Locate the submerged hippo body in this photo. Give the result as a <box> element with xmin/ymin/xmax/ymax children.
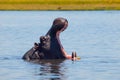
<box><xmin>22</xmin><ymin>18</ymin><xmax>77</xmax><ymax>61</ymax></box>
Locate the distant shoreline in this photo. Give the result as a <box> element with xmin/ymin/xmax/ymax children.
<box><xmin>0</xmin><ymin>0</ymin><xmax>120</xmax><ymax>10</ymax></box>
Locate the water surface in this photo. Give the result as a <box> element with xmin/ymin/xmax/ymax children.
<box><xmin>0</xmin><ymin>11</ymin><xmax>120</xmax><ymax>80</ymax></box>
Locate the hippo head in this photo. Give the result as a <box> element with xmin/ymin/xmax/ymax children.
<box><xmin>22</xmin><ymin>17</ymin><xmax>78</xmax><ymax>60</ymax></box>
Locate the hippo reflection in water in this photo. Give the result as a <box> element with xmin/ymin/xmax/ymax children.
<box><xmin>22</xmin><ymin>17</ymin><xmax>78</xmax><ymax>61</ymax></box>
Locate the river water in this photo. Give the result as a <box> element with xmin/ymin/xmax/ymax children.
<box><xmin>0</xmin><ymin>11</ymin><xmax>120</xmax><ymax>80</ymax></box>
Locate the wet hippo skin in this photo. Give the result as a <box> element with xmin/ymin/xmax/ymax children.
<box><xmin>22</xmin><ymin>17</ymin><xmax>77</xmax><ymax>61</ymax></box>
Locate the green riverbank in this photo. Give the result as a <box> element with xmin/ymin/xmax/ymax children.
<box><xmin>0</xmin><ymin>0</ymin><xmax>120</xmax><ymax>10</ymax></box>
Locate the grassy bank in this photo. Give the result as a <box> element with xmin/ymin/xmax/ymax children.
<box><xmin>0</xmin><ymin>0</ymin><xmax>120</xmax><ymax>10</ymax></box>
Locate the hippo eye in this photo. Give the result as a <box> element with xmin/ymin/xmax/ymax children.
<box><xmin>40</xmin><ymin>36</ymin><xmax>45</xmax><ymax>43</ymax></box>
<box><xmin>44</xmin><ymin>36</ymin><xmax>47</xmax><ymax>39</ymax></box>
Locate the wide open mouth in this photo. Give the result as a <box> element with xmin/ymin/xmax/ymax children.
<box><xmin>60</xmin><ymin>22</ymin><xmax>68</xmax><ymax>32</ymax></box>
<box><xmin>61</xmin><ymin>27</ymin><xmax>67</xmax><ymax>32</ymax></box>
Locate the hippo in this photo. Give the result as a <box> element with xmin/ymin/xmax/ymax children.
<box><xmin>22</xmin><ymin>17</ymin><xmax>78</xmax><ymax>61</ymax></box>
